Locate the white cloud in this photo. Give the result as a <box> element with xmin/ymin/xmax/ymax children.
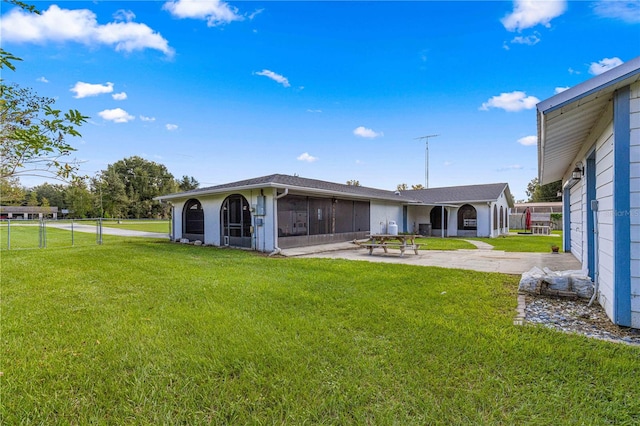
<box><xmin>509</xmin><ymin>33</ymin><xmax>540</xmax><ymax>46</ymax></box>
<box><xmin>112</xmin><ymin>92</ymin><xmax>127</xmax><ymax>100</ymax></box>
<box><xmin>444</xmin><ymin>161</ymin><xmax>454</xmax><ymax>166</ymax></box>
<box><xmin>353</xmin><ymin>126</ymin><xmax>383</xmax><ymax>138</ymax></box>
<box><xmin>497</xmin><ymin>164</ymin><xmax>524</xmax><ymax>171</ymax></box>
<box><xmin>1</xmin><ymin>5</ymin><xmax>174</xmax><ymax>57</ymax></box>
<box><xmin>297</xmin><ymin>152</ymin><xmax>318</xmax><ymax>162</ymax></box>
<box><xmin>163</xmin><ymin>0</ymin><xmax>243</xmax><ymax>27</ymax></box>
<box><xmin>517</xmin><ymin>135</ymin><xmax>537</xmax><ymax>146</ymax></box>
<box><xmin>139</xmin><ymin>115</ymin><xmax>156</xmax><ymax>122</ymax></box>
<box><xmin>113</xmin><ymin>9</ymin><xmax>136</xmax><ymax>22</ymax></box>
<box><xmin>592</xmin><ymin>1</ymin><xmax>640</xmax><ymax>23</ymax></box>
<box><xmin>502</xmin><ymin>0</ymin><xmax>567</xmax><ymax>32</ymax></box>
<box><xmin>70</xmin><ymin>81</ymin><xmax>114</xmax><ymax>98</ymax></box>
<box><xmin>98</xmin><ymin>108</ymin><xmax>134</xmax><ymax>123</ymax></box>
<box><xmin>36</xmin><ymin>76</ymin><xmax>49</xmax><ymax>83</ymax></box>
<box><xmin>480</xmin><ymin>91</ymin><xmax>540</xmax><ymax>112</ymax></box>
<box><xmin>306</xmin><ymin>109</ymin><xmax>322</xmax><ymax>113</ymax></box>
<box><xmin>166</xmin><ymin>123</ymin><xmax>178</xmax><ymax>131</ymax></box>
<box><xmin>568</xmin><ymin>67</ymin><xmax>581</xmax><ymax>75</ymax></box>
<box><xmin>554</xmin><ymin>86</ymin><xmax>569</xmax><ymax>94</ymax></box>
<box><xmin>589</xmin><ymin>57</ymin><xmax>624</xmax><ymax>75</ymax></box>
<box><xmin>255</xmin><ymin>69</ymin><xmax>290</xmax><ymax>87</ymax></box>
<box><xmin>248</xmin><ymin>8</ymin><xmax>264</xmax><ymax>20</ymax></box>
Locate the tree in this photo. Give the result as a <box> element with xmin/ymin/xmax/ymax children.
<box><xmin>397</xmin><ymin>183</ymin><xmax>408</xmax><ymax>191</ymax></box>
<box><xmin>346</xmin><ymin>180</ymin><xmax>360</xmax><ymax>186</ymax></box>
<box><xmin>0</xmin><ymin>176</ymin><xmax>25</xmax><ymax>205</ymax></box>
<box><xmin>65</xmin><ymin>178</ymin><xmax>94</xmax><ymax>218</ymax></box>
<box><xmin>92</xmin><ymin>170</ymin><xmax>127</xmax><ymax>218</ymax></box>
<box><xmin>1</xmin><ymin>1</ymin><xmax>88</xmax><ymax>182</ymax></box>
<box><xmin>97</xmin><ymin>156</ymin><xmax>177</xmax><ymax>218</ymax></box>
<box><xmin>1</xmin><ymin>84</ymin><xmax>88</xmax><ymax>180</ymax></box>
<box><xmin>525</xmin><ymin>177</ymin><xmax>562</xmax><ymax>202</ymax></box>
<box><xmin>177</xmin><ymin>175</ymin><xmax>199</xmax><ymax>191</ymax></box>
<box><xmin>25</xmin><ymin>190</ymin><xmax>38</xmax><ymax>206</ymax></box>
<box><xmin>32</xmin><ymin>182</ymin><xmax>66</xmax><ymax>208</ymax></box>
<box><xmin>411</xmin><ymin>184</ymin><xmax>425</xmax><ymax>190</ymax></box>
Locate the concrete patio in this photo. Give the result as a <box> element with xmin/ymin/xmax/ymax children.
<box><xmin>280</xmin><ymin>240</ymin><xmax>582</xmax><ymax>275</ymax></box>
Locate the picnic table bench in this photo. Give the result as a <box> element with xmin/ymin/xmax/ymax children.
<box><xmin>360</xmin><ymin>234</ymin><xmax>422</xmax><ymax>257</ymax></box>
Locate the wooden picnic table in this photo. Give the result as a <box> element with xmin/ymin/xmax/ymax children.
<box><xmin>361</xmin><ymin>234</ymin><xmax>422</xmax><ymax>257</ymax></box>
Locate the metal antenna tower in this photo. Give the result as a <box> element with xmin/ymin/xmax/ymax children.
<box><xmin>414</xmin><ymin>134</ymin><xmax>439</xmax><ymax>188</ymax></box>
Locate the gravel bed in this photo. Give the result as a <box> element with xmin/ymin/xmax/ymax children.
<box><xmin>524</xmin><ymin>295</ymin><xmax>640</xmax><ymax>346</ymax></box>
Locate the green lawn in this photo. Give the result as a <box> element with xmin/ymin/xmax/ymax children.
<box><xmin>102</xmin><ymin>219</ymin><xmax>170</xmax><ymax>233</ymax></box>
<box><xmin>470</xmin><ymin>233</ymin><xmax>564</xmax><ymax>252</ymax></box>
<box><xmin>414</xmin><ymin>237</ymin><xmax>477</xmax><ymax>250</ymax></box>
<box><xmin>0</xmin><ymin>221</ymin><xmax>165</xmax><ymax>250</ymax></box>
<box><xmin>2</xmin><ymin>241</ymin><xmax>638</xmax><ymax>424</ymax></box>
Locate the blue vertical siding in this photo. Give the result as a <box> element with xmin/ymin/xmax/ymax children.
<box><xmin>613</xmin><ymin>87</ymin><xmax>631</xmax><ymax>327</ymax></box>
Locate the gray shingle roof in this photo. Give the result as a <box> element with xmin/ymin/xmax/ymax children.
<box><xmin>159</xmin><ymin>174</ymin><xmax>419</xmax><ymax>202</ymax></box>
<box><xmin>405</xmin><ymin>183</ymin><xmax>513</xmax><ymax>206</ymax></box>
<box><xmin>158</xmin><ymin>174</ymin><xmax>512</xmax><ymax>206</ymax></box>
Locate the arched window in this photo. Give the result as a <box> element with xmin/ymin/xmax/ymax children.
<box><xmin>430</xmin><ymin>207</ymin><xmax>448</xmax><ymax>230</ymax></box>
<box><xmin>183</xmin><ymin>199</ymin><xmax>204</xmax><ymax>239</ymax></box>
<box><xmin>500</xmin><ymin>206</ymin><xmax>504</xmax><ymax>229</ymax></box>
<box><xmin>493</xmin><ymin>205</ymin><xmax>498</xmax><ymax>230</ymax></box>
<box><xmin>457</xmin><ymin>204</ymin><xmax>477</xmax><ymax>230</ymax></box>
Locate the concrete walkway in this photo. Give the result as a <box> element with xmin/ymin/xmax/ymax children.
<box><xmin>47</xmin><ymin>223</ymin><xmax>169</xmax><ymax>239</ymax></box>
<box><xmin>281</xmin><ymin>241</ymin><xmax>582</xmax><ymax>275</ymax></box>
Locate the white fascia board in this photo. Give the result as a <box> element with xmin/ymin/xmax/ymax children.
<box><xmin>537</xmin><ymin>56</ymin><xmax>640</xmax><ymax>114</ymax></box>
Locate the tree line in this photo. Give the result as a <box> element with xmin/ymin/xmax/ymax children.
<box><xmin>1</xmin><ymin>156</ymin><xmax>199</xmax><ymax>219</ymax></box>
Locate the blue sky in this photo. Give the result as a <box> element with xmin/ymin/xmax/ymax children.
<box><xmin>2</xmin><ymin>0</ymin><xmax>639</xmax><ymax>200</ymax></box>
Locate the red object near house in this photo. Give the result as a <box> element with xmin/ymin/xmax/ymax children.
<box><xmin>525</xmin><ymin>207</ymin><xmax>532</xmax><ymax>231</ymax></box>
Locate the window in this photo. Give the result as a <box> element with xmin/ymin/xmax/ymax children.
<box><xmin>183</xmin><ymin>199</ymin><xmax>204</xmax><ymax>235</ymax></box>
<box><xmin>277</xmin><ymin>195</ymin><xmax>370</xmax><ymax>237</ymax></box>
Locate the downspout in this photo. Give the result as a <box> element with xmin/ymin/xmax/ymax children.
<box><xmin>269</xmin><ymin>188</ymin><xmax>289</xmax><ymax>256</ymax></box>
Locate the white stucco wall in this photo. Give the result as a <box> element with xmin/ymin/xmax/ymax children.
<box><xmin>370</xmin><ymin>201</ymin><xmax>404</xmax><ymax>234</ymax></box>
<box><xmin>168</xmin><ymin>190</ymin><xmax>278</xmax><ymax>252</ymax></box>
<box><xmin>630</xmin><ymin>81</ymin><xmax>640</xmax><ymax>328</ymax></box>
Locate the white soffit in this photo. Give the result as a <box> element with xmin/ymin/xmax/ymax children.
<box><xmin>538</xmin><ymin>57</ymin><xmax>640</xmax><ymax>185</ymax></box>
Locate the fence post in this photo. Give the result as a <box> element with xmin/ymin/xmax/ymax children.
<box><xmin>71</xmin><ymin>219</ymin><xmax>75</xmax><ymax>246</ymax></box>
<box><xmin>42</xmin><ymin>220</ymin><xmax>47</xmax><ymax>248</ymax></box>
<box><xmin>39</xmin><ymin>220</ymin><xmax>43</xmax><ymax>248</ymax></box>
<box><xmin>7</xmin><ymin>219</ymin><xmax>10</xmax><ymax>251</ymax></box>
<box><xmin>97</xmin><ymin>218</ymin><xmax>103</xmax><ymax>245</ymax></box>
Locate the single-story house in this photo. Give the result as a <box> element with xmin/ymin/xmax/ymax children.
<box><xmin>0</xmin><ymin>206</ymin><xmax>59</xmax><ymax>219</ymax></box>
<box><xmin>537</xmin><ymin>56</ymin><xmax>640</xmax><ymax>328</ymax></box>
<box><xmin>156</xmin><ymin>174</ymin><xmax>513</xmax><ymax>252</ymax></box>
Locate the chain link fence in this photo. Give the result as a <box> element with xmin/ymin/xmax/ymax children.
<box><xmin>0</xmin><ymin>219</ymin><xmax>170</xmax><ymax>250</ymax></box>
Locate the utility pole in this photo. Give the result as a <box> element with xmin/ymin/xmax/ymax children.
<box><xmin>414</xmin><ymin>134</ymin><xmax>439</xmax><ymax>188</ymax></box>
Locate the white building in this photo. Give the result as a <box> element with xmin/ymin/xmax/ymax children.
<box><xmin>157</xmin><ymin>174</ymin><xmax>512</xmax><ymax>252</ymax></box>
<box><xmin>537</xmin><ymin>56</ymin><xmax>640</xmax><ymax>328</ymax></box>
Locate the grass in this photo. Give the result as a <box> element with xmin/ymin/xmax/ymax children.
<box><xmin>2</xmin><ymin>240</ymin><xmax>638</xmax><ymax>424</ymax></box>
<box><xmin>470</xmin><ymin>232</ymin><xmax>564</xmax><ymax>253</ymax></box>
<box><xmin>0</xmin><ymin>221</ymin><xmax>165</xmax><ymax>250</ymax></box>
<box><xmin>102</xmin><ymin>219</ymin><xmax>170</xmax><ymax>233</ymax></box>
<box><xmin>414</xmin><ymin>237</ymin><xmax>477</xmax><ymax>250</ymax></box>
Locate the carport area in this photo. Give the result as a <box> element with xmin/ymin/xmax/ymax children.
<box><xmin>280</xmin><ymin>241</ymin><xmax>581</xmax><ymax>275</ymax></box>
